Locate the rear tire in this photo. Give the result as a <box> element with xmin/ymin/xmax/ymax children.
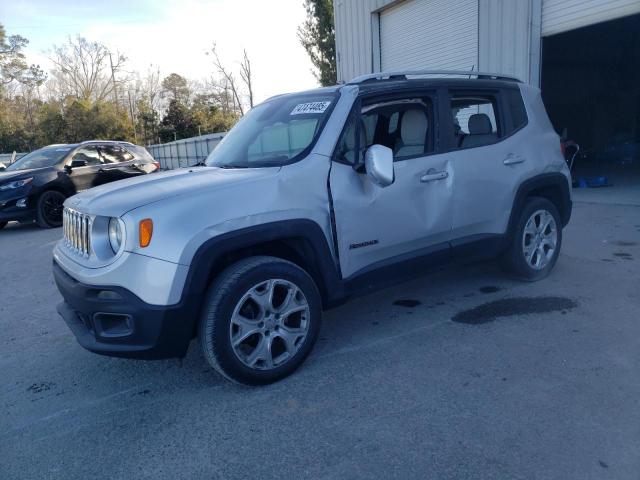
<box><xmin>199</xmin><ymin>256</ymin><xmax>322</xmax><ymax>385</ymax></box>
<box><xmin>36</xmin><ymin>190</ymin><xmax>66</xmax><ymax>228</ymax></box>
<box><xmin>500</xmin><ymin>197</ymin><xmax>562</xmax><ymax>281</ymax></box>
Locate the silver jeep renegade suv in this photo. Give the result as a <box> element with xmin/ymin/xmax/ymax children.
<box><xmin>53</xmin><ymin>71</ymin><xmax>572</xmax><ymax>385</ymax></box>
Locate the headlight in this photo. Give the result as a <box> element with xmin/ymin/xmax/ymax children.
<box><xmin>108</xmin><ymin>217</ymin><xmax>123</xmax><ymax>254</ymax></box>
<box><xmin>0</xmin><ymin>177</ymin><xmax>33</xmax><ymax>191</ymax></box>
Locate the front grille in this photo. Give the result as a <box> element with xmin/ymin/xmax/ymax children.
<box><xmin>63</xmin><ymin>208</ymin><xmax>92</xmax><ymax>257</ymax></box>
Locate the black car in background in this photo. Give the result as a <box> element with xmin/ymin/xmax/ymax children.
<box><xmin>0</xmin><ymin>141</ymin><xmax>159</xmax><ymax>229</ymax></box>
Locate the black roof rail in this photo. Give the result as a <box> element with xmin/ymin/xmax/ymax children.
<box><xmin>348</xmin><ymin>70</ymin><xmax>522</xmax><ymax>85</ymax></box>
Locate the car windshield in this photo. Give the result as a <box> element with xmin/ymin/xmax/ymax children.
<box><xmin>205</xmin><ymin>93</ymin><xmax>336</xmax><ymax>168</ymax></box>
<box><xmin>6</xmin><ymin>146</ymin><xmax>72</xmax><ymax>171</ymax></box>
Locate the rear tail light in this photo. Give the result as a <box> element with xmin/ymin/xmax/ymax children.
<box><xmin>560</xmin><ymin>140</ymin><xmax>566</xmax><ymax>157</ymax></box>
<box><xmin>152</xmin><ymin>161</ymin><xmax>161</xmax><ymax>171</ymax></box>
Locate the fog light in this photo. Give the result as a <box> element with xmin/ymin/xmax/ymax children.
<box><xmin>16</xmin><ymin>198</ymin><xmax>27</xmax><ymax>208</ymax></box>
<box><xmin>96</xmin><ymin>290</ymin><xmax>123</xmax><ymax>301</ymax></box>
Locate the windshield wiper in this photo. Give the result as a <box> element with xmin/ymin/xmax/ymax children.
<box><xmin>211</xmin><ymin>155</ymin><xmax>289</xmax><ymax>169</ymax></box>
<box><xmin>250</xmin><ymin>155</ymin><xmax>290</xmax><ymax>166</ymax></box>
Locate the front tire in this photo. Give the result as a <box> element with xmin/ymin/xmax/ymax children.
<box><xmin>36</xmin><ymin>190</ymin><xmax>66</xmax><ymax>228</ymax></box>
<box><xmin>500</xmin><ymin>197</ymin><xmax>562</xmax><ymax>281</ymax></box>
<box><xmin>199</xmin><ymin>256</ymin><xmax>322</xmax><ymax>385</ymax></box>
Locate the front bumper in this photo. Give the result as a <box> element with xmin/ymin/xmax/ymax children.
<box><xmin>53</xmin><ymin>260</ymin><xmax>194</xmax><ymax>359</ymax></box>
<box><xmin>0</xmin><ymin>207</ymin><xmax>34</xmax><ymax>223</ymax></box>
<box><xmin>0</xmin><ymin>202</ymin><xmax>35</xmax><ymax>223</ymax></box>
<box><xmin>0</xmin><ymin>188</ymin><xmax>35</xmax><ymax>223</ymax></box>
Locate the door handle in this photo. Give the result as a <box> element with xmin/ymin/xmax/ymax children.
<box><xmin>420</xmin><ymin>170</ymin><xmax>449</xmax><ymax>182</ymax></box>
<box><xmin>503</xmin><ymin>154</ymin><xmax>526</xmax><ymax>165</ymax></box>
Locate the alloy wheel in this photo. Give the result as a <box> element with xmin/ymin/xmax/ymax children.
<box><xmin>229</xmin><ymin>279</ymin><xmax>311</xmax><ymax>370</ymax></box>
<box><xmin>522</xmin><ymin>209</ymin><xmax>557</xmax><ymax>270</ymax></box>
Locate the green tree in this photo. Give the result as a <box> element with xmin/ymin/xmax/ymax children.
<box><xmin>298</xmin><ymin>0</ymin><xmax>336</xmax><ymax>86</ymax></box>
<box><xmin>160</xmin><ymin>99</ymin><xmax>197</xmax><ymax>141</ymax></box>
<box><xmin>190</xmin><ymin>93</ymin><xmax>238</xmax><ymax>135</ymax></box>
<box><xmin>37</xmin><ymin>102</ymin><xmax>67</xmax><ymax>145</ymax></box>
<box><xmin>63</xmin><ymin>99</ymin><xmax>132</xmax><ymax>142</ymax></box>
<box><xmin>0</xmin><ymin>98</ymin><xmax>30</xmax><ymax>151</ymax></box>
<box><xmin>161</xmin><ymin>73</ymin><xmax>190</xmax><ymax>104</ymax></box>
<box><xmin>136</xmin><ymin>99</ymin><xmax>159</xmax><ymax>145</ymax></box>
<box><xmin>28</xmin><ymin>98</ymin><xmax>132</xmax><ymax>145</ymax></box>
<box><xmin>0</xmin><ymin>23</ymin><xmax>46</xmax><ymax>88</ymax></box>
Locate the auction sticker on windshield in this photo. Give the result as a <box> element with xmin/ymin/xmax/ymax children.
<box><xmin>290</xmin><ymin>101</ymin><xmax>331</xmax><ymax>115</ymax></box>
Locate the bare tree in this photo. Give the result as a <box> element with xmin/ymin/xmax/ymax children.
<box><xmin>239</xmin><ymin>49</ymin><xmax>254</xmax><ymax>109</ymax></box>
<box><xmin>48</xmin><ymin>36</ymin><xmax>126</xmax><ymax>102</ymax></box>
<box><xmin>204</xmin><ymin>75</ymin><xmax>234</xmax><ymax>114</ymax></box>
<box><xmin>144</xmin><ymin>65</ymin><xmax>162</xmax><ymax>111</ymax></box>
<box><xmin>208</xmin><ymin>43</ymin><xmax>244</xmax><ymax>116</ymax></box>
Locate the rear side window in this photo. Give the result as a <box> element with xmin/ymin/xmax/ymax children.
<box><xmin>100</xmin><ymin>145</ymin><xmax>134</xmax><ymax>164</ymax></box>
<box><xmin>449</xmin><ymin>94</ymin><xmax>500</xmax><ymax>149</ymax></box>
<box><xmin>504</xmin><ymin>88</ymin><xmax>528</xmax><ymax>134</ymax></box>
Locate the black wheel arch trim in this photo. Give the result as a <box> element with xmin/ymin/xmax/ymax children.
<box><xmin>181</xmin><ymin>219</ymin><xmax>343</xmax><ymax>314</ymax></box>
<box><xmin>507</xmin><ymin>173</ymin><xmax>572</xmax><ymax>240</ymax></box>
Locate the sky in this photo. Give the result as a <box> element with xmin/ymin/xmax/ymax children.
<box><xmin>1</xmin><ymin>0</ymin><xmax>319</xmax><ymax>103</ymax></box>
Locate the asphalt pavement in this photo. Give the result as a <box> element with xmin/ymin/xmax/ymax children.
<box><xmin>1</xmin><ymin>199</ymin><xmax>639</xmax><ymax>480</ymax></box>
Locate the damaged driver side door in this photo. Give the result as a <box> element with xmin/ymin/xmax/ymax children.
<box><xmin>329</xmin><ymin>93</ymin><xmax>453</xmax><ymax>279</ymax></box>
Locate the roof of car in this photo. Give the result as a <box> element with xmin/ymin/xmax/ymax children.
<box><xmin>287</xmin><ymin>75</ymin><xmax>520</xmax><ymax>101</ymax></box>
<box><xmin>353</xmin><ymin>77</ymin><xmax>521</xmax><ymax>95</ymax></box>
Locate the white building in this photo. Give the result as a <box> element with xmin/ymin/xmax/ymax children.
<box><xmin>334</xmin><ymin>0</ymin><xmax>640</xmax><ymax>183</ymax></box>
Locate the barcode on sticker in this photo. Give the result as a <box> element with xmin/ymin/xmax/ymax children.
<box><xmin>290</xmin><ymin>101</ymin><xmax>331</xmax><ymax>115</ymax></box>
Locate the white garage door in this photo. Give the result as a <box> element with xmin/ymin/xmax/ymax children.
<box><xmin>380</xmin><ymin>0</ymin><xmax>478</xmax><ymax>71</ymax></box>
<box><xmin>542</xmin><ymin>0</ymin><xmax>640</xmax><ymax>36</ymax></box>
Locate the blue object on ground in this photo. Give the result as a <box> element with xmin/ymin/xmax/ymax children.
<box><xmin>575</xmin><ymin>176</ymin><xmax>611</xmax><ymax>188</ymax></box>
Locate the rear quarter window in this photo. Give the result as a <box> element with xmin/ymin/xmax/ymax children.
<box><xmin>504</xmin><ymin>88</ymin><xmax>528</xmax><ymax>134</ymax></box>
<box><xmin>128</xmin><ymin>145</ymin><xmax>155</xmax><ymax>161</ymax></box>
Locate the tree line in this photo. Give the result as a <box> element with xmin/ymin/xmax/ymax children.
<box><xmin>0</xmin><ymin>27</ymin><xmax>254</xmax><ymax>152</ymax></box>
<box><xmin>0</xmin><ymin>0</ymin><xmax>336</xmax><ymax>152</ymax></box>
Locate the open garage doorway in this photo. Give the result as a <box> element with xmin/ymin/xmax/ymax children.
<box><xmin>541</xmin><ymin>13</ymin><xmax>640</xmax><ymax>197</ymax></box>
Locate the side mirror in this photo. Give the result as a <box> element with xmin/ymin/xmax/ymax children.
<box><xmin>364</xmin><ymin>145</ymin><xmax>394</xmax><ymax>187</ymax></box>
<box><xmin>66</xmin><ymin>159</ymin><xmax>88</xmax><ymax>172</ymax></box>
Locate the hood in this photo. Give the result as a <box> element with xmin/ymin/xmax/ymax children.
<box><xmin>65</xmin><ymin>166</ymin><xmax>281</xmax><ymax>217</ymax></box>
<box><xmin>0</xmin><ymin>167</ymin><xmax>53</xmax><ymax>182</ymax></box>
